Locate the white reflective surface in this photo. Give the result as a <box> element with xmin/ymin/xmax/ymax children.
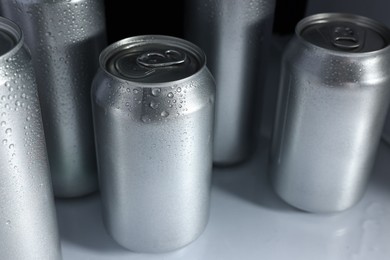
<box><xmin>56</xmin><ymin>138</ymin><xmax>390</xmax><ymax>260</ymax></box>
<box><xmin>57</xmin><ymin>35</ymin><xmax>390</xmax><ymax>260</ymax></box>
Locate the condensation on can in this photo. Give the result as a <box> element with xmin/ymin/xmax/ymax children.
<box><xmin>0</xmin><ymin>16</ymin><xmax>61</xmax><ymax>260</ymax></box>
<box><xmin>0</xmin><ymin>0</ymin><xmax>107</xmax><ymax>198</ymax></box>
<box><xmin>269</xmin><ymin>13</ymin><xmax>390</xmax><ymax>213</ymax></box>
<box><xmin>91</xmin><ymin>35</ymin><xmax>216</xmax><ymax>253</ymax></box>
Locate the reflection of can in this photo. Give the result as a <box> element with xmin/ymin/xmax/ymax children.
<box><xmin>184</xmin><ymin>0</ymin><xmax>276</xmax><ymax>166</ymax></box>
<box><xmin>269</xmin><ymin>13</ymin><xmax>390</xmax><ymax>213</ymax></box>
<box><xmin>91</xmin><ymin>35</ymin><xmax>215</xmax><ymax>253</ymax></box>
<box><xmin>0</xmin><ymin>0</ymin><xmax>107</xmax><ymax>197</ymax></box>
<box><xmin>0</xmin><ymin>17</ymin><xmax>61</xmax><ymax>259</ymax></box>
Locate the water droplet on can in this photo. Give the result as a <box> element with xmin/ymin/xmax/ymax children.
<box><xmin>151</xmin><ymin>88</ymin><xmax>161</xmax><ymax>96</ymax></box>
<box><xmin>141</xmin><ymin>115</ymin><xmax>151</xmax><ymax>123</ymax></box>
<box><xmin>150</xmin><ymin>101</ymin><xmax>158</xmax><ymax>109</ymax></box>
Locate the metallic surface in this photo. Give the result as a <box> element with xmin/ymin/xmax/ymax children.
<box><xmin>300</xmin><ymin>13</ymin><xmax>389</xmax><ymax>52</ymax></box>
<box><xmin>91</xmin><ymin>35</ymin><xmax>215</xmax><ymax>253</ymax></box>
<box><xmin>0</xmin><ymin>0</ymin><xmax>107</xmax><ymax>197</ymax></box>
<box><xmin>184</xmin><ymin>0</ymin><xmax>276</xmax><ymax>165</ymax></box>
<box><xmin>0</xmin><ymin>17</ymin><xmax>61</xmax><ymax>260</ymax></box>
<box><xmin>269</xmin><ymin>13</ymin><xmax>390</xmax><ymax>213</ymax></box>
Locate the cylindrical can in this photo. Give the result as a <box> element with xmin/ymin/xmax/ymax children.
<box><xmin>0</xmin><ymin>0</ymin><xmax>107</xmax><ymax>197</ymax></box>
<box><xmin>383</xmin><ymin>112</ymin><xmax>390</xmax><ymax>144</ymax></box>
<box><xmin>184</xmin><ymin>0</ymin><xmax>276</xmax><ymax>166</ymax></box>
<box><xmin>91</xmin><ymin>35</ymin><xmax>215</xmax><ymax>253</ymax></box>
<box><xmin>0</xmin><ymin>17</ymin><xmax>61</xmax><ymax>260</ymax></box>
<box><xmin>269</xmin><ymin>13</ymin><xmax>390</xmax><ymax>213</ymax></box>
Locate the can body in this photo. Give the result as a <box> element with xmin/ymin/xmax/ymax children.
<box><xmin>184</xmin><ymin>0</ymin><xmax>276</xmax><ymax>165</ymax></box>
<box><xmin>91</xmin><ymin>35</ymin><xmax>215</xmax><ymax>252</ymax></box>
<box><xmin>0</xmin><ymin>17</ymin><xmax>61</xmax><ymax>260</ymax></box>
<box><xmin>383</xmin><ymin>112</ymin><xmax>390</xmax><ymax>143</ymax></box>
<box><xmin>269</xmin><ymin>13</ymin><xmax>390</xmax><ymax>213</ymax></box>
<box><xmin>0</xmin><ymin>0</ymin><xmax>107</xmax><ymax>197</ymax></box>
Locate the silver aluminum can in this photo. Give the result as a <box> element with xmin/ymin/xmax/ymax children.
<box><xmin>91</xmin><ymin>35</ymin><xmax>215</xmax><ymax>252</ymax></box>
<box><xmin>269</xmin><ymin>13</ymin><xmax>390</xmax><ymax>213</ymax></box>
<box><xmin>184</xmin><ymin>0</ymin><xmax>276</xmax><ymax>166</ymax></box>
<box><xmin>0</xmin><ymin>17</ymin><xmax>61</xmax><ymax>259</ymax></box>
<box><xmin>0</xmin><ymin>0</ymin><xmax>107</xmax><ymax>197</ymax></box>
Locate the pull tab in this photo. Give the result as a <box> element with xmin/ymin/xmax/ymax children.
<box><xmin>332</xmin><ymin>26</ymin><xmax>360</xmax><ymax>50</ymax></box>
<box><xmin>137</xmin><ymin>49</ymin><xmax>187</xmax><ymax>68</ymax></box>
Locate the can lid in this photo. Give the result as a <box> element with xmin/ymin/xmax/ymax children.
<box><xmin>102</xmin><ymin>35</ymin><xmax>204</xmax><ymax>83</ymax></box>
<box><xmin>297</xmin><ymin>13</ymin><xmax>390</xmax><ymax>53</ymax></box>
<box><xmin>0</xmin><ymin>18</ymin><xmax>19</xmax><ymax>56</ymax></box>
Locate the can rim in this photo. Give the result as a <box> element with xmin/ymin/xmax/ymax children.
<box><xmin>0</xmin><ymin>16</ymin><xmax>24</xmax><ymax>60</ymax></box>
<box><xmin>296</xmin><ymin>12</ymin><xmax>390</xmax><ymax>54</ymax></box>
<box><xmin>98</xmin><ymin>34</ymin><xmax>208</xmax><ymax>85</ymax></box>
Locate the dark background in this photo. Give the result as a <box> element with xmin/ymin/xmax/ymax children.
<box><xmin>103</xmin><ymin>0</ymin><xmax>308</xmax><ymax>45</ymax></box>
